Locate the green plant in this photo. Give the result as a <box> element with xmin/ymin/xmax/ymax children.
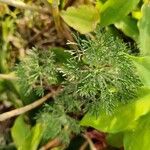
<box><xmin>0</xmin><ymin>0</ymin><xmax>150</xmax><ymax>149</ymax></box>
<box><xmin>81</xmin><ymin>2</ymin><xmax>150</xmax><ymax>150</ymax></box>
<box><xmin>10</xmin><ymin>29</ymin><xmax>142</xmax><ymax>149</ymax></box>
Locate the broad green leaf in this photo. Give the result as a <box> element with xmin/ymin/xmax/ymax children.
<box><xmin>115</xmin><ymin>16</ymin><xmax>139</xmax><ymax>42</ymax></box>
<box><xmin>138</xmin><ymin>2</ymin><xmax>150</xmax><ymax>56</ymax></box>
<box><xmin>131</xmin><ymin>56</ymin><xmax>150</xmax><ymax>87</ymax></box>
<box><xmin>107</xmin><ymin>133</ymin><xmax>123</xmax><ymax>148</ymax></box>
<box><xmin>20</xmin><ymin>123</ymin><xmax>43</xmax><ymax>150</ymax></box>
<box><xmin>11</xmin><ymin>116</ymin><xmax>30</xmax><ymax>148</ymax></box>
<box><xmin>61</xmin><ymin>5</ymin><xmax>100</xmax><ymax>34</ymax></box>
<box><xmin>100</xmin><ymin>0</ymin><xmax>140</xmax><ymax>27</ymax></box>
<box><xmin>80</xmin><ymin>88</ymin><xmax>150</xmax><ymax>133</ymax></box>
<box><xmin>11</xmin><ymin>117</ymin><xmax>43</xmax><ymax>150</ymax></box>
<box><xmin>29</xmin><ymin>123</ymin><xmax>43</xmax><ymax>150</ymax></box>
<box><xmin>124</xmin><ymin>113</ymin><xmax>150</xmax><ymax>150</ymax></box>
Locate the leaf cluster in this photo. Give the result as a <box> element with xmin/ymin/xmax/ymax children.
<box><xmin>16</xmin><ymin>48</ymin><xmax>58</xmax><ymax>96</ymax></box>
<box><xmin>60</xmin><ymin>30</ymin><xmax>142</xmax><ymax>112</ymax></box>
<box><xmin>16</xmin><ymin>30</ymin><xmax>142</xmax><ymax>144</ymax></box>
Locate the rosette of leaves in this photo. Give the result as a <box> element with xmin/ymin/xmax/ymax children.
<box><xmin>15</xmin><ymin>30</ymin><xmax>142</xmax><ymax>145</ymax></box>
<box><xmin>59</xmin><ymin>30</ymin><xmax>142</xmax><ymax>113</ymax></box>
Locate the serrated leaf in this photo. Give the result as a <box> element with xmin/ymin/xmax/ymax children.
<box><xmin>124</xmin><ymin>113</ymin><xmax>150</xmax><ymax>150</ymax></box>
<box><xmin>61</xmin><ymin>5</ymin><xmax>100</xmax><ymax>34</ymax></box>
<box><xmin>115</xmin><ymin>16</ymin><xmax>139</xmax><ymax>42</ymax></box>
<box><xmin>80</xmin><ymin>88</ymin><xmax>150</xmax><ymax>133</ymax></box>
<box><xmin>138</xmin><ymin>2</ymin><xmax>150</xmax><ymax>56</ymax></box>
<box><xmin>100</xmin><ymin>0</ymin><xmax>140</xmax><ymax>27</ymax></box>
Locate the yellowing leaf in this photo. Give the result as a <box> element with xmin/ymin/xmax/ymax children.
<box><xmin>47</xmin><ymin>0</ymin><xmax>53</xmax><ymax>4</ymax></box>
<box><xmin>61</xmin><ymin>5</ymin><xmax>100</xmax><ymax>34</ymax></box>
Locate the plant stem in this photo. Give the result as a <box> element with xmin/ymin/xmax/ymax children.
<box><xmin>0</xmin><ymin>0</ymin><xmax>50</xmax><ymax>13</ymax></box>
<box><xmin>0</xmin><ymin>89</ymin><xmax>60</xmax><ymax>122</ymax></box>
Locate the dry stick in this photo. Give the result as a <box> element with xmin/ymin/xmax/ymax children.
<box><xmin>79</xmin><ymin>141</ymin><xmax>89</xmax><ymax>150</ymax></box>
<box><xmin>0</xmin><ymin>90</ymin><xmax>58</xmax><ymax>122</ymax></box>
<box><xmin>40</xmin><ymin>125</ymin><xmax>69</xmax><ymax>150</ymax></box>
<box><xmin>0</xmin><ymin>0</ymin><xmax>50</xmax><ymax>13</ymax></box>
<box><xmin>82</xmin><ymin>134</ymin><xmax>97</xmax><ymax>150</ymax></box>
<box><xmin>0</xmin><ymin>73</ymin><xmax>18</xmax><ymax>80</ymax></box>
<box><xmin>39</xmin><ymin>138</ymin><xmax>61</xmax><ymax>150</ymax></box>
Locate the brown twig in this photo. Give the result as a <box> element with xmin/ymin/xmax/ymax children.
<box><xmin>0</xmin><ymin>88</ymin><xmax>60</xmax><ymax>122</ymax></box>
<box><xmin>79</xmin><ymin>141</ymin><xmax>89</xmax><ymax>150</ymax></box>
<box><xmin>0</xmin><ymin>0</ymin><xmax>50</xmax><ymax>13</ymax></box>
<box><xmin>82</xmin><ymin>134</ymin><xmax>97</xmax><ymax>150</ymax></box>
<box><xmin>26</xmin><ymin>23</ymin><xmax>52</xmax><ymax>46</ymax></box>
<box><xmin>0</xmin><ymin>73</ymin><xmax>18</xmax><ymax>80</ymax></box>
<box><xmin>39</xmin><ymin>138</ymin><xmax>61</xmax><ymax>150</ymax></box>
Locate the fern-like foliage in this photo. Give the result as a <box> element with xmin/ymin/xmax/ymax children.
<box><xmin>37</xmin><ymin>104</ymin><xmax>80</xmax><ymax>145</ymax></box>
<box><xmin>16</xmin><ymin>48</ymin><xmax>58</xmax><ymax>96</ymax></box>
<box><xmin>59</xmin><ymin>30</ymin><xmax>142</xmax><ymax>112</ymax></box>
<box><xmin>16</xmin><ymin>30</ymin><xmax>142</xmax><ymax>145</ymax></box>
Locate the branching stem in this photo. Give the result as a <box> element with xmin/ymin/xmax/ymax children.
<box><xmin>39</xmin><ymin>138</ymin><xmax>61</xmax><ymax>150</ymax></box>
